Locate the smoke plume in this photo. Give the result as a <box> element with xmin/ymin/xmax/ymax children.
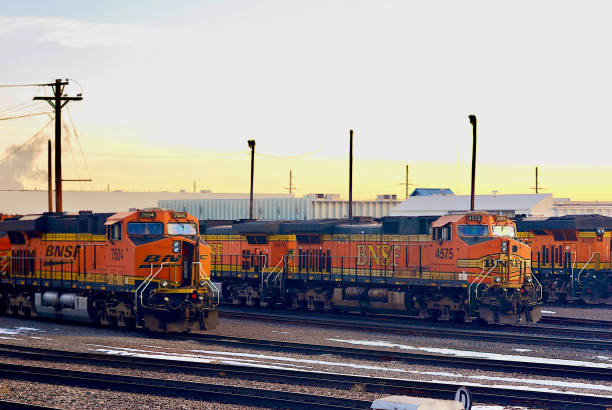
<box><xmin>0</xmin><ymin>132</ymin><xmax>49</xmax><ymax>190</ymax></box>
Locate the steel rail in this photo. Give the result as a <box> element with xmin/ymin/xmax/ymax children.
<box><xmin>540</xmin><ymin>316</ymin><xmax>612</xmax><ymax>329</ymax></box>
<box><xmin>218</xmin><ymin>309</ymin><xmax>612</xmax><ymax>349</ymax></box>
<box><xmin>168</xmin><ymin>333</ymin><xmax>612</xmax><ymax>381</ymax></box>
<box><xmin>0</xmin><ymin>402</ymin><xmax>55</xmax><ymax>409</ymax></box>
<box><xmin>3</xmin><ymin>332</ymin><xmax>611</xmax><ymax>384</ymax></box>
<box><xmin>0</xmin><ymin>345</ymin><xmax>611</xmax><ymax>409</ymax></box>
<box><xmin>0</xmin><ymin>361</ymin><xmax>370</xmax><ymax>410</ymax></box>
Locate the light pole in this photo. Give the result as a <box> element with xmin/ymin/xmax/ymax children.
<box><xmin>468</xmin><ymin>115</ymin><xmax>477</xmax><ymax>212</ymax></box>
<box><xmin>248</xmin><ymin>139</ymin><xmax>255</xmax><ymax>219</ymax></box>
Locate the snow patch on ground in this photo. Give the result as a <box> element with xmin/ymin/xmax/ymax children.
<box><xmin>327</xmin><ymin>338</ymin><xmax>612</xmax><ymax>369</ymax></box>
<box><xmin>512</xmin><ymin>348</ymin><xmax>532</xmax><ymax>353</ymax></box>
<box><xmin>0</xmin><ymin>326</ymin><xmax>43</xmax><ymax>336</ymax></box>
<box><xmin>93</xmin><ymin>344</ymin><xmax>612</xmax><ymax>396</ymax></box>
<box><xmin>541</xmin><ymin>310</ymin><xmax>556</xmax><ymax>314</ymax></box>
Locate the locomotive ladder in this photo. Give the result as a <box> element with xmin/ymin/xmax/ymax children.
<box><xmin>135</xmin><ymin>262</ymin><xmax>170</xmax><ymax>310</ymax></box>
<box><xmin>575</xmin><ymin>252</ymin><xmax>596</xmax><ymax>286</ymax></box>
<box><xmin>262</xmin><ymin>257</ymin><xmax>286</xmax><ymax>300</ymax></box>
<box><xmin>468</xmin><ymin>259</ymin><xmax>498</xmax><ymax>307</ymax></box>
<box><xmin>193</xmin><ymin>262</ymin><xmax>220</xmax><ymax>307</ymax></box>
<box><xmin>0</xmin><ymin>256</ymin><xmax>8</xmax><ymax>277</ymax></box>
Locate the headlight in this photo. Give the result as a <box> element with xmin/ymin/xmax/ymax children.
<box><xmin>160</xmin><ymin>280</ymin><xmax>169</xmax><ymax>288</ymax></box>
<box><xmin>501</xmin><ymin>241</ymin><xmax>508</xmax><ymax>253</ymax></box>
<box><xmin>494</xmin><ymin>276</ymin><xmax>501</xmax><ymax>283</ymax></box>
<box><xmin>172</xmin><ymin>240</ymin><xmax>180</xmax><ymax>253</ymax></box>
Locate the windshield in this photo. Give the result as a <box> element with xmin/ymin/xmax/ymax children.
<box><xmin>167</xmin><ymin>222</ymin><xmax>198</xmax><ymax>235</ymax></box>
<box><xmin>492</xmin><ymin>225</ymin><xmax>516</xmax><ymax>237</ymax></box>
<box><xmin>127</xmin><ymin>222</ymin><xmax>163</xmax><ymax>235</ymax></box>
<box><xmin>457</xmin><ymin>224</ymin><xmax>489</xmax><ymax>237</ymax></box>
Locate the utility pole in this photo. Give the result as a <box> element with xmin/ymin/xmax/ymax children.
<box><xmin>468</xmin><ymin>115</ymin><xmax>477</xmax><ymax>212</ymax></box>
<box><xmin>531</xmin><ymin>166</ymin><xmax>545</xmax><ymax>194</ymax></box>
<box><xmin>399</xmin><ymin>165</ymin><xmax>413</xmax><ymax>199</ymax></box>
<box><xmin>33</xmin><ymin>79</ymin><xmax>82</xmax><ymax>212</ymax></box>
<box><xmin>289</xmin><ymin>170</ymin><xmax>293</xmax><ymax>195</ymax></box>
<box><xmin>248</xmin><ymin>139</ymin><xmax>256</xmax><ymax>219</ymax></box>
<box><xmin>348</xmin><ymin>129</ymin><xmax>354</xmax><ymax>219</ymax></box>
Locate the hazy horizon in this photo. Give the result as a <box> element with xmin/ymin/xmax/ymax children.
<box><xmin>2</xmin><ymin>1</ymin><xmax>612</xmax><ymax>201</ymax></box>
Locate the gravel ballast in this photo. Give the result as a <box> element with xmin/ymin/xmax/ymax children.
<box><xmin>0</xmin><ymin>313</ymin><xmax>610</xmax><ymax>409</ymax></box>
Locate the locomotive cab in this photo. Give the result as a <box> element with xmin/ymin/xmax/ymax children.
<box><xmin>432</xmin><ymin>213</ymin><xmax>542</xmax><ymax>324</ymax></box>
<box><xmin>108</xmin><ymin>210</ymin><xmax>219</xmax><ymax>332</ymax></box>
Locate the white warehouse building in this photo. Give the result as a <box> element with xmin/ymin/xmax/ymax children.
<box><xmin>159</xmin><ymin>194</ymin><xmax>400</xmax><ymax>220</ymax></box>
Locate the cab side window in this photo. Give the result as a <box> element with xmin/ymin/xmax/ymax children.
<box><xmin>433</xmin><ymin>226</ymin><xmax>451</xmax><ymax>241</ymax></box>
<box><xmin>441</xmin><ymin>225</ymin><xmax>451</xmax><ymax>240</ymax></box>
<box><xmin>107</xmin><ymin>223</ymin><xmax>122</xmax><ymax>241</ymax></box>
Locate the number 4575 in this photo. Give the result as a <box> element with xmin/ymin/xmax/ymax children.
<box><xmin>436</xmin><ymin>248</ymin><xmax>453</xmax><ymax>260</ymax></box>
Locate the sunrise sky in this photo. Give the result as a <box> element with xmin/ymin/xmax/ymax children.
<box><xmin>1</xmin><ymin>1</ymin><xmax>612</xmax><ymax>200</ymax></box>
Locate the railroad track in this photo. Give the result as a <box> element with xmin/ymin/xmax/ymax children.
<box><xmin>540</xmin><ymin>316</ymin><xmax>612</xmax><ymax>329</ymax></box>
<box><xmin>218</xmin><ymin>308</ymin><xmax>612</xmax><ymax>350</ymax></box>
<box><xmin>1</xmin><ymin>344</ymin><xmax>611</xmax><ymax>409</ymax></box>
<box><xmin>165</xmin><ymin>332</ymin><xmax>612</xmax><ymax>381</ymax></box>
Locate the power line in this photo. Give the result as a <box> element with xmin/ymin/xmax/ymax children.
<box><xmin>0</xmin><ymin>118</ymin><xmax>54</xmax><ymax>163</ymax></box>
<box><xmin>0</xmin><ymin>102</ymin><xmax>48</xmax><ymax>118</ymax></box>
<box><xmin>0</xmin><ymin>100</ymin><xmax>36</xmax><ymax>115</ymax></box>
<box><xmin>255</xmin><ymin>149</ymin><xmax>324</xmax><ymax>159</ymax></box>
<box><xmin>83</xmin><ymin>151</ymin><xmax>247</xmax><ymax>159</ymax></box>
<box><xmin>66</xmin><ymin>107</ymin><xmax>92</xmax><ymax>182</ymax></box>
<box><xmin>0</xmin><ymin>83</ymin><xmax>55</xmax><ymax>88</ymax></box>
<box><xmin>0</xmin><ymin>111</ymin><xmax>52</xmax><ymax>121</ymax></box>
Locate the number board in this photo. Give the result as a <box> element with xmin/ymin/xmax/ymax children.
<box><xmin>495</xmin><ymin>216</ymin><xmax>508</xmax><ymax>222</ymax></box>
<box><xmin>467</xmin><ymin>215</ymin><xmax>482</xmax><ymax>222</ymax></box>
<box><xmin>172</xmin><ymin>212</ymin><xmax>187</xmax><ymax>219</ymax></box>
<box><xmin>139</xmin><ymin>211</ymin><xmax>156</xmax><ymax>218</ymax></box>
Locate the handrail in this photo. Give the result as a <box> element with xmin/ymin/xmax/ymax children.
<box><xmin>576</xmin><ymin>252</ymin><xmax>596</xmax><ymax>285</ymax></box>
<box><xmin>264</xmin><ymin>257</ymin><xmax>285</xmax><ymax>291</ymax></box>
<box><xmin>0</xmin><ymin>255</ymin><xmax>9</xmax><ymax>275</ymax></box>
<box><xmin>530</xmin><ymin>269</ymin><xmax>543</xmax><ymax>302</ymax></box>
<box><xmin>570</xmin><ymin>251</ymin><xmax>577</xmax><ymax>297</ymax></box>
<box><xmin>136</xmin><ymin>262</ymin><xmax>170</xmax><ymax>309</ymax></box>
<box><xmin>468</xmin><ymin>259</ymin><xmax>498</xmax><ymax>307</ymax></box>
<box><xmin>193</xmin><ymin>262</ymin><xmax>220</xmax><ymax>306</ymax></box>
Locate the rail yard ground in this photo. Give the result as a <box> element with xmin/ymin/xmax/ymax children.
<box><xmin>0</xmin><ymin>306</ymin><xmax>611</xmax><ymax>409</ymax></box>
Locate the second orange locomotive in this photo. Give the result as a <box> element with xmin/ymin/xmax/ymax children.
<box><xmin>202</xmin><ymin>212</ymin><xmax>542</xmax><ymax>324</ymax></box>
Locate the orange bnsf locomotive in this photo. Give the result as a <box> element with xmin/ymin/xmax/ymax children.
<box><xmin>516</xmin><ymin>214</ymin><xmax>612</xmax><ymax>304</ymax></box>
<box><xmin>0</xmin><ymin>210</ymin><xmax>219</xmax><ymax>332</ymax></box>
<box><xmin>201</xmin><ymin>212</ymin><xmax>542</xmax><ymax>324</ymax></box>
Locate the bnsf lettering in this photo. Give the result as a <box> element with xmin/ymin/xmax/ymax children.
<box><xmin>45</xmin><ymin>245</ymin><xmax>78</xmax><ymax>259</ymax></box>
<box><xmin>209</xmin><ymin>243</ymin><xmax>223</xmax><ymax>255</ymax></box>
<box><xmin>143</xmin><ymin>254</ymin><xmax>180</xmax><ymax>263</ymax></box>
<box><xmin>356</xmin><ymin>244</ymin><xmax>400</xmax><ymax>266</ymax></box>
<box><xmin>484</xmin><ymin>259</ymin><xmax>520</xmax><ymax>268</ymax></box>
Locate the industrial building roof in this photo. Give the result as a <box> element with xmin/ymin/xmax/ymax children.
<box><xmin>391</xmin><ymin>194</ymin><xmax>553</xmax><ymax>217</ymax></box>
<box><xmin>516</xmin><ymin>214</ymin><xmax>612</xmax><ymax>230</ymax></box>
<box><xmin>410</xmin><ymin>188</ymin><xmax>454</xmax><ymax>196</ymax></box>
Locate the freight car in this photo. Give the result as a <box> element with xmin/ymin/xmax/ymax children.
<box><xmin>201</xmin><ymin>212</ymin><xmax>542</xmax><ymax>324</ymax></box>
<box><xmin>516</xmin><ymin>214</ymin><xmax>612</xmax><ymax>304</ymax></box>
<box><xmin>0</xmin><ymin>209</ymin><xmax>219</xmax><ymax>332</ymax></box>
